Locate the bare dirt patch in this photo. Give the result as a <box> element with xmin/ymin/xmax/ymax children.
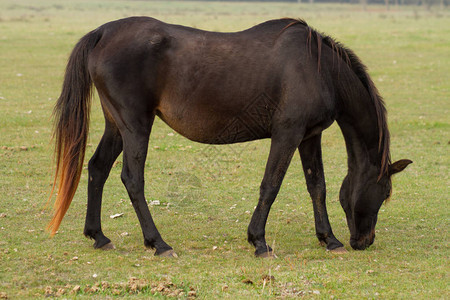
<box><xmin>41</xmin><ymin>277</ymin><xmax>197</xmax><ymax>298</ymax></box>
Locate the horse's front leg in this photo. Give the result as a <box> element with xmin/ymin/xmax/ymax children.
<box><xmin>247</xmin><ymin>132</ymin><xmax>303</xmax><ymax>257</ymax></box>
<box><xmin>299</xmin><ymin>134</ymin><xmax>346</xmax><ymax>252</ymax></box>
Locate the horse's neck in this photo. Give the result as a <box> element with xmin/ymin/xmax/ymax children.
<box><xmin>336</xmin><ymin>97</ymin><xmax>382</xmax><ymax>178</ymax></box>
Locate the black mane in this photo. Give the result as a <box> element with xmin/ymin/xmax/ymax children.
<box><xmin>281</xmin><ymin>18</ymin><xmax>391</xmax><ymax>178</ymax></box>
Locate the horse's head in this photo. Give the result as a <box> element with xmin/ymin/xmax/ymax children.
<box><xmin>339</xmin><ymin>159</ymin><xmax>412</xmax><ymax>250</ymax></box>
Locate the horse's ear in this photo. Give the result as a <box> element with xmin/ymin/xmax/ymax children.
<box><xmin>388</xmin><ymin>159</ymin><xmax>413</xmax><ymax>176</ymax></box>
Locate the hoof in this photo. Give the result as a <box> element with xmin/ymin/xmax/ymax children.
<box><xmin>328</xmin><ymin>247</ymin><xmax>348</xmax><ymax>254</ymax></box>
<box><xmin>157</xmin><ymin>249</ymin><xmax>178</xmax><ymax>258</ymax></box>
<box><xmin>100</xmin><ymin>242</ymin><xmax>116</xmax><ymax>250</ymax></box>
<box><xmin>256</xmin><ymin>251</ymin><xmax>277</xmax><ymax>258</ymax></box>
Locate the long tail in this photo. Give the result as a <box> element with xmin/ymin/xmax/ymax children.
<box><xmin>47</xmin><ymin>29</ymin><xmax>102</xmax><ymax>235</ymax></box>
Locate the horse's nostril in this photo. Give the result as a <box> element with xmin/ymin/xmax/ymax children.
<box><xmin>369</xmin><ymin>234</ymin><xmax>375</xmax><ymax>246</ymax></box>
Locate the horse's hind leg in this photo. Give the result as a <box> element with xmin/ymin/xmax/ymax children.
<box><xmin>120</xmin><ymin>115</ymin><xmax>174</xmax><ymax>256</ymax></box>
<box><xmin>247</xmin><ymin>132</ymin><xmax>303</xmax><ymax>257</ymax></box>
<box><xmin>298</xmin><ymin>134</ymin><xmax>345</xmax><ymax>252</ymax></box>
<box><xmin>84</xmin><ymin>119</ymin><xmax>123</xmax><ymax>249</ymax></box>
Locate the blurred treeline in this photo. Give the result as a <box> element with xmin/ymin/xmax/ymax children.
<box><xmin>172</xmin><ymin>0</ymin><xmax>448</xmax><ymax>9</ymax></box>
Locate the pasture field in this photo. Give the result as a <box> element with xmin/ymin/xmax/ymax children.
<box><xmin>0</xmin><ymin>0</ymin><xmax>448</xmax><ymax>298</ymax></box>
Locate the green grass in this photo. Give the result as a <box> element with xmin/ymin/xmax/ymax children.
<box><xmin>0</xmin><ymin>0</ymin><xmax>449</xmax><ymax>298</ymax></box>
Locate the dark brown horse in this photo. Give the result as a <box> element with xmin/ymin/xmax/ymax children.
<box><xmin>48</xmin><ymin>17</ymin><xmax>411</xmax><ymax>257</ymax></box>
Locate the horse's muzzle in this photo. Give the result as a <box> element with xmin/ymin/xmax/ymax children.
<box><xmin>350</xmin><ymin>230</ymin><xmax>375</xmax><ymax>250</ymax></box>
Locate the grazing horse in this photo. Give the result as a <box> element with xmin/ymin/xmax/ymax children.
<box><xmin>48</xmin><ymin>17</ymin><xmax>411</xmax><ymax>257</ymax></box>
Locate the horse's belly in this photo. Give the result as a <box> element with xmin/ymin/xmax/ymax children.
<box><xmin>156</xmin><ymin>95</ymin><xmax>275</xmax><ymax>144</ymax></box>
